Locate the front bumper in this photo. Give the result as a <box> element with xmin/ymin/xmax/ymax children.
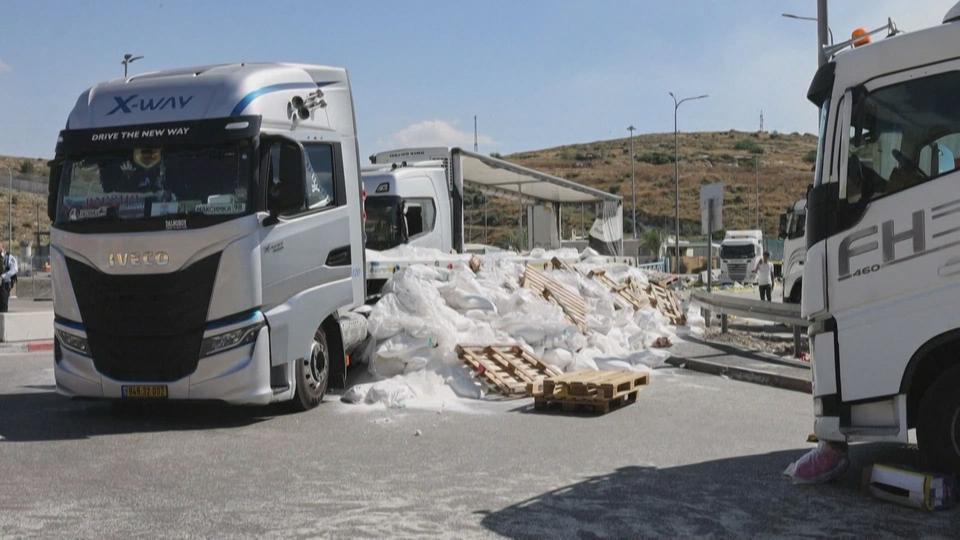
<box><xmin>54</xmin><ymin>320</ymin><xmax>276</xmax><ymax>405</ymax></box>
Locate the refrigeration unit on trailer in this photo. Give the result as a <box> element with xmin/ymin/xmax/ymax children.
<box><xmin>779</xmin><ymin>198</ymin><xmax>807</xmax><ymax>303</ymax></box>
<box><xmin>48</xmin><ymin>62</ymin><xmax>366</xmax><ymax>410</ymax></box>
<box><xmin>804</xmin><ymin>3</ymin><xmax>960</xmax><ymax>471</ymax></box>
<box><xmin>719</xmin><ymin>230</ymin><xmax>763</xmax><ymax>283</ymax></box>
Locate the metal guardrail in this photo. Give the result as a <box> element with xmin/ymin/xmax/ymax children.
<box><xmin>637</xmin><ymin>260</ymin><xmax>666</xmax><ymax>272</ymax></box>
<box><xmin>690</xmin><ymin>290</ymin><xmax>808</xmax><ymax>356</ymax></box>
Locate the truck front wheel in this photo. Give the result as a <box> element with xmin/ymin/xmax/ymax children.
<box><xmin>290</xmin><ymin>328</ymin><xmax>330</xmax><ymax>411</ymax></box>
<box><xmin>917</xmin><ymin>364</ymin><xmax>960</xmax><ymax>473</ymax></box>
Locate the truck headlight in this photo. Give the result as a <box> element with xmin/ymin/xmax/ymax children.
<box><xmin>56</xmin><ymin>329</ymin><xmax>90</xmax><ymax>356</ymax></box>
<box><xmin>199</xmin><ymin>321</ymin><xmax>265</xmax><ymax>357</ymax></box>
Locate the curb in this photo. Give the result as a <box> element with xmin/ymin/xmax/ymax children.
<box><xmin>666</xmin><ymin>354</ymin><xmax>812</xmax><ymax>394</ymax></box>
<box><xmin>0</xmin><ymin>340</ymin><xmax>54</xmax><ymax>354</ymax></box>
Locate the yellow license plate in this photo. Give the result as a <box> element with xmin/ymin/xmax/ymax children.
<box><xmin>121</xmin><ymin>385</ymin><xmax>169</xmax><ymax>399</ymax></box>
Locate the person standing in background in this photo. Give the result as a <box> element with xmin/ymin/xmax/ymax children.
<box><xmin>0</xmin><ymin>244</ymin><xmax>18</xmax><ymax>313</ymax></box>
<box><xmin>754</xmin><ymin>250</ymin><xmax>773</xmax><ymax>302</ymax></box>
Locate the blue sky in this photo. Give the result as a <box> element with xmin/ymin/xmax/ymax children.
<box><xmin>0</xmin><ymin>0</ymin><xmax>952</xmax><ymax>159</ymax></box>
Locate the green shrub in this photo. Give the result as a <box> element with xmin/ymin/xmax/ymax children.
<box><xmin>734</xmin><ymin>139</ymin><xmax>760</xmax><ymax>153</ymax></box>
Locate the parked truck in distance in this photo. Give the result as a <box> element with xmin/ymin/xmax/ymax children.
<box><xmin>48</xmin><ymin>63</ymin><xmax>366</xmax><ymax>410</ymax></box>
<box><xmin>804</xmin><ymin>3</ymin><xmax>960</xmax><ymax>471</ymax></box>
<box><xmin>719</xmin><ymin>230</ymin><xmax>763</xmax><ymax>284</ymax></box>
<box><xmin>779</xmin><ymin>199</ymin><xmax>806</xmax><ymax>303</ymax></box>
<box><xmin>363</xmin><ymin>147</ymin><xmax>455</xmax><ymax>253</ymax></box>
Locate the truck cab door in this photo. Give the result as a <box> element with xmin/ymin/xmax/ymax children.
<box><xmin>258</xmin><ymin>137</ymin><xmax>356</xmax><ymax>365</ymax></box>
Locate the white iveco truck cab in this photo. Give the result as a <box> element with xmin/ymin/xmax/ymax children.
<box><xmin>48</xmin><ymin>63</ymin><xmax>365</xmax><ymax>410</ymax></box>
<box><xmin>779</xmin><ymin>199</ymin><xmax>807</xmax><ymax>303</ymax></box>
<box><xmin>804</xmin><ymin>5</ymin><xmax>960</xmax><ymax>471</ymax></box>
<box><xmin>719</xmin><ymin>230</ymin><xmax>763</xmax><ymax>284</ymax></box>
<box><xmin>363</xmin><ymin>147</ymin><xmax>455</xmax><ymax>253</ymax></box>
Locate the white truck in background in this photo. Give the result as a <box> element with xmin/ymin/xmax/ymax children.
<box><xmin>719</xmin><ymin>230</ymin><xmax>763</xmax><ymax>284</ymax></box>
<box><xmin>48</xmin><ymin>63</ymin><xmax>367</xmax><ymax>411</ymax></box>
<box><xmin>363</xmin><ymin>147</ymin><xmax>456</xmax><ymax>254</ymax></box>
<box><xmin>804</xmin><ymin>3</ymin><xmax>960</xmax><ymax>471</ymax></box>
<box><xmin>779</xmin><ymin>198</ymin><xmax>807</xmax><ymax>303</ymax></box>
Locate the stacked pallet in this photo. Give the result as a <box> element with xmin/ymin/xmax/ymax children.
<box><xmin>456</xmin><ymin>345</ymin><xmax>563</xmax><ymax>396</ymax></box>
<box><xmin>520</xmin><ymin>265</ymin><xmax>588</xmax><ymax>331</ymax></box>
<box><xmin>528</xmin><ymin>370</ymin><xmax>649</xmax><ymax>414</ymax></box>
<box><xmin>540</xmin><ymin>257</ymin><xmax>685</xmax><ymax>326</ymax></box>
<box><xmin>588</xmin><ymin>269</ymin><xmax>650</xmax><ymax>311</ymax></box>
<box><xmin>647</xmin><ymin>283</ymin><xmax>686</xmax><ymax>325</ymax></box>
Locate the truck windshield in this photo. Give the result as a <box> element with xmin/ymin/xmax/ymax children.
<box><xmin>58</xmin><ymin>144</ymin><xmax>253</xmax><ymax>224</ymax></box>
<box><xmin>847</xmin><ymin>70</ymin><xmax>960</xmax><ymax>202</ymax></box>
<box><xmin>721</xmin><ymin>244</ymin><xmax>756</xmax><ymax>259</ymax></box>
<box><xmin>365</xmin><ymin>196</ymin><xmax>404</xmax><ymax>250</ymax></box>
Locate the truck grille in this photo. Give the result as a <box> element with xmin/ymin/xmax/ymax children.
<box><xmin>727</xmin><ymin>263</ymin><xmax>748</xmax><ymax>282</ymax></box>
<box><xmin>65</xmin><ymin>254</ymin><xmax>221</xmax><ymax>382</ymax></box>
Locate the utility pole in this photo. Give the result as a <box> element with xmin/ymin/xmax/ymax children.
<box><xmin>756</xmin><ymin>156</ymin><xmax>761</xmax><ymax>230</ymax></box>
<box><xmin>817</xmin><ymin>0</ymin><xmax>829</xmax><ymax>66</ymax></box>
<box><xmin>473</xmin><ymin>115</ymin><xmax>478</xmax><ymax>152</ymax></box>
<box><xmin>628</xmin><ymin>125</ymin><xmax>637</xmax><ymax>239</ymax></box>
<box><xmin>6</xmin><ymin>168</ymin><xmax>12</xmax><ymax>251</ymax></box>
<box><xmin>669</xmin><ymin>92</ymin><xmax>709</xmax><ymax>276</ymax></box>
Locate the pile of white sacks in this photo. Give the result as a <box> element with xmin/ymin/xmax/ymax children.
<box><xmin>342</xmin><ymin>247</ymin><xmax>685</xmax><ymax>409</ymax></box>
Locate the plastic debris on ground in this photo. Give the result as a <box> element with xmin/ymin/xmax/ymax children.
<box><xmin>344</xmin><ymin>246</ymin><xmax>684</xmax><ymax>410</ymax></box>
<box><xmin>783</xmin><ymin>441</ymin><xmax>850</xmax><ymax>484</ymax></box>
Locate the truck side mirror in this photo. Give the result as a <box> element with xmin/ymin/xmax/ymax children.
<box><xmin>778</xmin><ymin>214</ymin><xmax>788</xmax><ymax>239</ymax></box>
<box><xmin>264</xmin><ymin>140</ymin><xmax>307</xmax><ymax>224</ymax></box>
<box><xmin>47</xmin><ymin>160</ymin><xmax>62</xmax><ymax>222</ymax></box>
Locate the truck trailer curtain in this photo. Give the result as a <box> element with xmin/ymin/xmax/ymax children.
<box><xmin>588</xmin><ymin>201</ymin><xmax>623</xmax><ymax>256</ymax></box>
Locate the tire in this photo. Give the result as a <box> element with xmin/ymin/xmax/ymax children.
<box><xmin>917</xmin><ymin>364</ymin><xmax>960</xmax><ymax>473</ymax></box>
<box><xmin>290</xmin><ymin>328</ymin><xmax>330</xmax><ymax>412</ymax></box>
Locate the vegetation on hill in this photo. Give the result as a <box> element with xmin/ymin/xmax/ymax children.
<box><xmin>465</xmin><ymin>130</ymin><xmax>818</xmax><ymax>247</ymax></box>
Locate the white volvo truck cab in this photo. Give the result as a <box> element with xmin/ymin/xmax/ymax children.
<box><xmin>48</xmin><ymin>63</ymin><xmax>365</xmax><ymax>410</ymax></box>
<box><xmin>719</xmin><ymin>230</ymin><xmax>763</xmax><ymax>284</ymax></box>
<box><xmin>805</xmin><ymin>7</ymin><xmax>960</xmax><ymax>471</ymax></box>
<box><xmin>779</xmin><ymin>199</ymin><xmax>807</xmax><ymax>303</ymax></box>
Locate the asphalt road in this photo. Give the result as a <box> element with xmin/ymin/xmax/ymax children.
<box><xmin>0</xmin><ymin>352</ymin><xmax>955</xmax><ymax>538</ymax></box>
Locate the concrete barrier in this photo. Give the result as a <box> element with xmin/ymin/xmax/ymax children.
<box><xmin>0</xmin><ymin>311</ymin><xmax>54</xmax><ymax>342</ymax></box>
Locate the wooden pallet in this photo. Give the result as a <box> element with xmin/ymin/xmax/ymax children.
<box><xmin>647</xmin><ymin>283</ymin><xmax>686</xmax><ymax>325</ymax></box>
<box><xmin>588</xmin><ymin>269</ymin><xmax>650</xmax><ymax>311</ymax></box>
<box><xmin>528</xmin><ymin>369</ymin><xmax>649</xmax><ymax>414</ymax></box>
<box><xmin>520</xmin><ymin>265</ymin><xmax>588</xmax><ymax>331</ymax></box>
<box><xmin>456</xmin><ymin>345</ymin><xmax>563</xmax><ymax>396</ymax></box>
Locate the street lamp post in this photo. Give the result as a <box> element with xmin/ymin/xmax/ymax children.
<box><xmin>628</xmin><ymin>125</ymin><xmax>636</xmax><ymax>239</ymax></box>
<box><xmin>122</xmin><ymin>53</ymin><xmax>144</xmax><ymax>78</ymax></box>
<box><xmin>669</xmin><ymin>92</ymin><xmax>708</xmax><ymax>276</ymax></box>
<box><xmin>782</xmin><ymin>5</ymin><xmax>833</xmax><ymax>66</ymax></box>
<box><xmin>5</xmin><ymin>168</ymin><xmax>12</xmax><ymax>251</ymax></box>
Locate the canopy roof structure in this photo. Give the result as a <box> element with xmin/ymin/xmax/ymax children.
<box><xmin>451</xmin><ymin>148</ymin><xmax>620</xmax><ymax>204</ymax></box>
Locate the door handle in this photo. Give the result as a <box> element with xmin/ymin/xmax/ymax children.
<box><xmin>326</xmin><ymin>245</ymin><xmax>351</xmax><ymax>267</ymax></box>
